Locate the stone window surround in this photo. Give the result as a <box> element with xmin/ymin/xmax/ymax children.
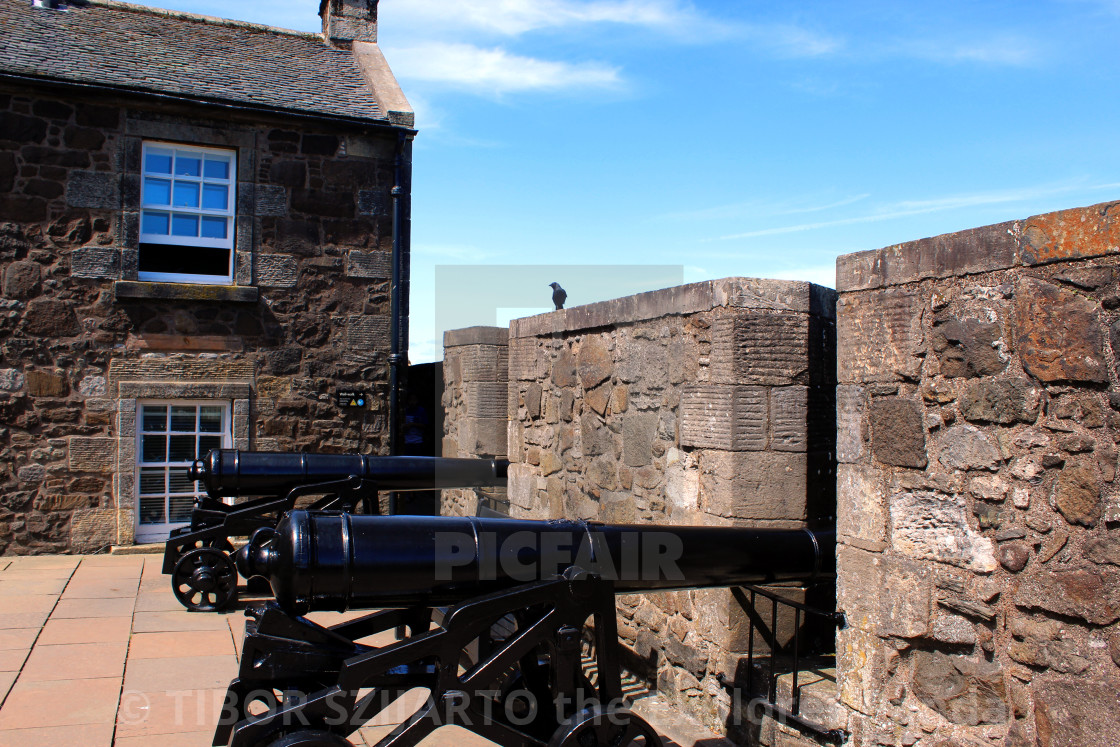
<box><xmin>115</xmin><ymin>380</ymin><xmax>250</xmax><ymax>546</ymax></box>
<box><xmin>119</xmin><ymin>118</ymin><xmax>257</xmax><ymax>289</ymax></box>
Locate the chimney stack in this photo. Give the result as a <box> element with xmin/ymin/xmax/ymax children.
<box><xmin>319</xmin><ymin>0</ymin><xmax>377</xmax><ymax>47</ymax></box>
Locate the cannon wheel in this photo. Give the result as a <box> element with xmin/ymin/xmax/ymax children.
<box><xmin>171</xmin><ymin>547</ymin><xmax>239</xmax><ymax>612</ymax></box>
<box><xmin>264</xmin><ymin>730</ymin><xmax>356</xmax><ymax>747</ymax></box>
<box><xmin>548</xmin><ymin>705</ymin><xmax>662</xmax><ymax>747</ymax></box>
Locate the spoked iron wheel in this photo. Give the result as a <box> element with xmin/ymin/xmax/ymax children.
<box><xmin>264</xmin><ymin>730</ymin><xmax>356</xmax><ymax>747</ymax></box>
<box><xmin>172</xmin><ymin>547</ymin><xmax>239</xmax><ymax>612</ymax></box>
<box><xmin>548</xmin><ymin>705</ymin><xmax>662</xmax><ymax>747</ymax></box>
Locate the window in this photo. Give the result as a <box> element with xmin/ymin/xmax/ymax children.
<box><xmin>140</xmin><ymin>142</ymin><xmax>236</xmax><ymax>284</ymax></box>
<box><xmin>136</xmin><ymin>401</ymin><xmax>231</xmax><ymax>542</ymax></box>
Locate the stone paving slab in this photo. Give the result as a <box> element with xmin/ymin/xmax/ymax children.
<box><xmin>0</xmin><ymin>554</ymin><xmax>726</xmax><ymax>746</ymax></box>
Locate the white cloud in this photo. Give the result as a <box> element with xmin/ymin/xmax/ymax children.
<box><xmin>385</xmin><ymin>42</ymin><xmax>620</xmax><ymax>95</ymax></box>
<box><xmin>381</xmin><ymin>0</ymin><xmax>711</xmax><ymax>37</ymax></box>
<box><xmin>713</xmin><ymin>181</ymin><xmax>1120</xmax><ymax>242</ymax></box>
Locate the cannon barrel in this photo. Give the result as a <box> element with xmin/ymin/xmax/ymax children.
<box><xmin>188</xmin><ymin>449</ymin><xmax>509</xmax><ymax>497</ymax></box>
<box><xmin>238</xmin><ymin>510</ymin><xmax>836</xmax><ymax>614</ymax></box>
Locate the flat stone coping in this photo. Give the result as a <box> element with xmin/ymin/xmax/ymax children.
<box><xmin>509</xmin><ymin>277</ymin><xmax>837</xmax><ymax>339</ymax></box>
<box><xmin>444</xmin><ymin>326</ymin><xmax>510</xmax><ymax>348</ymax></box>
<box><xmin>836</xmin><ymin>199</ymin><xmax>1120</xmax><ymax>292</ymax></box>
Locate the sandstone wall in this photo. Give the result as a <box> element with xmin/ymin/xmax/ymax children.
<box><xmin>834</xmin><ymin>200</ymin><xmax>1120</xmax><ymax>747</ymax></box>
<box><xmin>468</xmin><ymin>277</ymin><xmax>838</xmax><ymax>733</ymax></box>
<box><xmin>441</xmin><ymin>325</ymin><xmax>509</xmax><ymax>515</ymax></box>
<box><xmin>0</xmin><ymin>87</ymin><xmax>405</xmax><ymax>553</ymax></box>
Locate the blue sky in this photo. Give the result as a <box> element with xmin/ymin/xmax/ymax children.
<box><xmin>133</xmin><ymin>0</ymin><xmax>1120</xmax><ymax>362</ymax></box>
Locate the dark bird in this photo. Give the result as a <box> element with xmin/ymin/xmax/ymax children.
<box><xmin>549</xmin><ymin>282</ymin><xmax>567</xmax><ymax>310</ymax></box>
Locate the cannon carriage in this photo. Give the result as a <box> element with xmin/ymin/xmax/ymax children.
<box><xmin>212</xmin><ymin>510</ymin><xmax>836</xmax><ymax>747</ymax></box>
<box><xmin>162</xmin><ymin>450</ymin><xmax>509</xmax><ymax>612</ymax></box>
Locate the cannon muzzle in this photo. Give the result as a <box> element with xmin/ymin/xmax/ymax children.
<box><xmin>238</xmin><ymin>510</ymin><xmax>835</xmax><ymax>614</ymax></box>
<box><xmin>190</xmin><ymin>449</ymin><xmax>509</xmax><ymax>497</ymax></box>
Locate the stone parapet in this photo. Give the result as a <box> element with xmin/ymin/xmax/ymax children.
<box><xmin>833</xmin><ymin>199</ymin><xmax>1120</xmax><ymax>747</ymax></box>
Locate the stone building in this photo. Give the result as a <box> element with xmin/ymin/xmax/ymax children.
<box><xmin>0</xmin><ymin>0</ymin><xmax>414</xmax><ymax>553</ymax></box>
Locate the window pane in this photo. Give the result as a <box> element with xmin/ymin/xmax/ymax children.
<box><xmin>168</xmin><ymin>435</ymin><xmax>196</xmax><ymax>462</ymax></box>
<box><xmin>139</xmin><ymin>495</ymin><xmax>166</xmax><ymax>525</ymax></box>
<box><xmin>199</xmin><ymin>407</ymin><xmax>223</xmax><ymax>432</ymax></box>
<box><xmin>141</xmin><ymin>211</ymin><xmax>170</xmax><ymax>236</ymax></box>
<box><xmin>139</xmin><ymin>468</ymin><xmax>165</xmax><ymax>495</ymax></box>
<box><xmin>169</xmin><ymin>495</ymin><xmax>195</xmax><ymax>523</ymax></box>
<box><xmin>141</xmin><ymin>405</ymin><xmax>167</xmax><ymax>432</ymax></box>
<box><xmin>200</xmin><ymin>217</ymin><xmax>228</xmax><ymax>239</ymax></box>
<box><xmin>145</xmin><ymin>151</ymin><xmax>173</xmax><ymax>174</ymax></box>
<box><xmin>204</xmin><ymin>157</ymin><xmax>230</xmax><ymax>180</ymax></box>
<box><xmin>173</xmin><ymin>182</ymin><xmax>200</xmax><ymax>208</ymax></box>
<box><xmin>202</xmin><ymin>183</ymin><xmax>228</xmax><ymax>210</ymax></box>
<box><xmin>171</xmin><ymin>214</ymin><xmax>199</xmax><ymax>237</ymax></box>
<box><xmin>175</xmin><ymin>156</ymin><xmax>201</xmax><ymax>177</ymax></box>
<box><xmin>198</xmin><ymin>435</ymin><xmax>222</xmax><ymax>456</ymax></box>
<box><xmin>169</xmin><ymin>468</ymin><xmax>195</xmax><ymax>494</ymax></box>
<box><xmin>170</xmin><ymin>406</ymin><xmax>196</xmax><ymax>432</ymax></box>
<box><xmin>144</xmin><ymin>178</ymin><xmax>172</xmax><ymax>206</ymax></box>
<box><xmin>142</xmin><ymin>435</ymin><xmax>167</xmax><ymax>463</ymax></box>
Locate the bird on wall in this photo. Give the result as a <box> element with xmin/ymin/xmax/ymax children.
<box><xmin>550</xmin><ymin>282</ymin><xmax>567</xmax><ymax>310</ymax></box>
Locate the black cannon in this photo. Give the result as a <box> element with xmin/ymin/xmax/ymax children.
<box><xmin>213</xmin><ymin>510</ymin><xmax>835</xmax><ymax>747</ymax></box>
<box><xmin>162</xmin><ymin>450</ymin><xmax>509</xmax><ymax>612</ymax></box>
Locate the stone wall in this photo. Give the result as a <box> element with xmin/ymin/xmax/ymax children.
<box><xmin>834</xmin><ymin>200</ymin><xmax>1120</xmax><ymax>747</ymax></box>
<box><xmin>0</xmin><ymin>85</ymin><xmax>408</xmax><ymax>553</ymax></box>
<box><xmin>443</xmin><ymin>278</ymin><xmax>837</xmax><ymax>733</ymax></box>
<box><xmin>441</xmin><ymin>325</ymin><xmax>509</xmax><ymax>515</ymax></box>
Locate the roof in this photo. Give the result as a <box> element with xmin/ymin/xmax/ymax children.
<box><xmin>0</xmin><ymin>0</ymin><xmax>388</xmax><ymax>123</ymax></box>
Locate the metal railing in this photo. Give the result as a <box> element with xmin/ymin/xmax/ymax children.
<box><xmin>721</xmin><ymin>584</ymin><xmax>848</xmax><ymax>746</ymax></box>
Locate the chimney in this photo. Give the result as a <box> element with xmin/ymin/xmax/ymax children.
<box><xmin>319</xmin><ymin>0</ymin><xmax>378</xmax><ymax>47</ymax></box>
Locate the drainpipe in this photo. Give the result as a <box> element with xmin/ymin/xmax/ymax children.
<box><xmin>387</xmin><ymin>129</ymin><xmax>411</xmax><ymax>498</ymax></box>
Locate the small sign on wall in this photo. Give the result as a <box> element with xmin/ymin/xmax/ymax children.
<box><xmin>337</xmin><ymin>390</ymin><xmax>368</xmax><ymax>408</ymax></box>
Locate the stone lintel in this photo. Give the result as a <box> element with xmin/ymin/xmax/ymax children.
<box><xmin>444</xmin><ymin>326</ymin><xmax>509</xmax><ymax>348</ymax></box>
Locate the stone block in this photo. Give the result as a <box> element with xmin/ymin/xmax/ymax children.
<box><xmin>931</xmin><ymin>313</ymin><xmax>1008</xmax><ymax>378</ymax></box>
<box><xmin>508</xmin><ymin>337</ymin><xmax>546</xmax><ymax>380</ymax></box>
<box><xmin>256</xmin><ymin>253</ymin><xmax>299</xmax><ymax>288</ymax></box>
<box><xmin>0</xmin><ymin>368</ymin><xmax>24</xmax><ymax>391</ymax></box>
<box><xmin>577</xmin><ymin>336</ymin><xmax>612</xmax><ymax>390</ymax></box>
<box><xmin>622</xmin><ymin>411</ymin><xmax>658</xmax><ymax>467</ymax></box>
<box><xmin>1021</xmin><ymin>200</ymin><xmax>1120</xmax><ymax>266</ymax></box>
<box><xmin>69</xmin><ymin>436</ymin><xmax>115</xmax><ymax>473</ymax></box>
<box><xmin>465</xmin><ymin>382</ymin><xmax>508</xmax><ymax>419</ymax></box>
<box><xmin>959</xmin><ymin>378</ymin><xmax>1041</xmax><ymax>424</ymax></box>
<box><xmin>910</xmin><ymin>651</ymin><xmax>1008</xmax><ymax>726</ymax></box>
<box><xmin>836</xmin><ymin>463</ymin><xmax>885</xmax><ymax>545</ymax></box>
<box><xmin>357</xmin><ymin>188</ymin><xmax>387</xmax><ymax>216</ymax></box>
<box><xmin>679</xmin><ymin>385</ymin><xmax>766</xmax><ymax>451</ymax></box>
<box><xmin>460</xmin><ymin>345</ymin><xmax>509</xmax><ymax>383</ymax></box>
<box><xmin>70</xmin><ymin>247</ymin><xmax>121</xmax><ymax>279</ymax></box>
<box><xmin>709</xmin><ymin>310</ymin><xmax>809</xmax><ymax>386</ymax></box>
<box><xmin>770</xmin><ymin>386</ymin><xmax>808</xmax><ymax>452</ymax></box>
<box><xmin>836</xmin><ymin>288</ymin><xmax>923</xmax><ymax>383</ymax></box>
<box><xmin>836</xmin><ymin>627</ymin><xmax>891</xmax><ymax>715</ymax></box>
<box><xmin>935</xmin><ymin>423</ymin><xmax>1001</xmax><ymax>471</ymax></box>
<box><xmin>700</xmin><ymin>451</ymin><xmax>808</xmax><ymax>522</ymax></box>
<box><xmin>66</xmin><ymin>170</ymin><xmax>119</xmax><ymax>209</ymax></box>
<box><xmin>837</xmin><ymin>546</ymin><xmax>931</xmax><ymax>637</ymax></box>
<box><xmin>890</xmin><ymin>491</ymin><xmax>997</xmax><ymax>572</ymax></box>
<box><xmin>346</xmin><ymin>315</ymin><xmax>389</xmax><ymax>350</ymax></box>
<box><xmin>26</xmin><ymin>370</ymin><xmax>67</xmax><ymax>397</ymax></box>
<box><xmin>507</xmin><ymin>463</ymin><xmax>536</xmax><ymax>512</ymax></box>
<box><xmin>255</xmin><ymin>184</ymin><xmax>288</xmax><ymax>216</ymax></box>
<box><xmin>458</xmin><ymin>418</ymin><xmax>508</xmax><ymax>458</ymax></box>
<box><xmin>70</xmin><ymin>509</ymin><xmax>117</xmax><ymax>553</ymax></box>
<box><xmin>1014</xmin><ymin>568</ymin><xmax>1120</xmax><ymax>625</ymax></box>
<box><xmin>868</xmin><ymin>396</ymin><xmax>927</xmax><ymax>468</ymax></box>
<box><xmin>1014</xmin><ymin>277</ymin><xmax>1107</xmax><ymax>384</ymax></box>
<box><xmin>836</xmin><ymin>385</ymin><xmax>866</xmax><ymax>463</ymax></box>
<box><xmin>444</xmin><ymin>326</ymin><xmax>509</xmax><ymax>348</ymax></box>
<box><xmin>1034</xmin><ymin>675</ymin><xmax>1120</xmax><ymax>747</ymax></box>
<box><xmin>346</xmin><ymin>251</ymin><xmax>390</xmax><ymax>279</ymax></box>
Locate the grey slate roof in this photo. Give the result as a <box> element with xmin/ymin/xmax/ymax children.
<box><xmin>0</xmin><ymin>0</ymin><xmax>385</xmax><ymax>122</ymax></box>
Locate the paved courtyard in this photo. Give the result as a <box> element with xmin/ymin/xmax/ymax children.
<box><xmin>0</xmin><ymin>553</ymin><xmax>721</xmax><ymax>747</ymax></box>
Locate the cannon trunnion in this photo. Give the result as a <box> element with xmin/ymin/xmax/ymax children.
<box><xmin>162</xmin><ymin>450</ymin><xmax>508</xmax><ymax>612</ymax></box>
<box><xmin>214</xmin><ymin>511</ymin><xmax>836</xmax><ymax>747</ymax></box>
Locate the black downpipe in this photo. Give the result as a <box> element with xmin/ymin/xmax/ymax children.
<box><xmin>388</xmin><ymin>129</ymin><xmax>412</xmax><ymax>515</ymax></box>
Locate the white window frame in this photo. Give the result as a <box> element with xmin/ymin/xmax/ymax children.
<box><xmin>139</xmin><ymin>141</ymin><xmax>236</xmax><ymax>285</ymax></box>
<box><xmin>135</xmin><ymin>400</ymin><xmax>232</xmax><ymax>543</ymax></box>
